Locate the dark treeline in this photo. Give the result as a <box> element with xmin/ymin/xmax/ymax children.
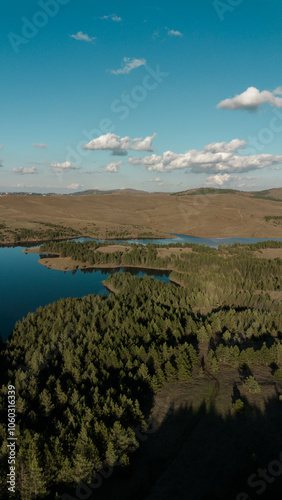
<box><xmin>13</xmin><ymin>223</ymin><xmax>81</xmax><ymax>243</ymax></box>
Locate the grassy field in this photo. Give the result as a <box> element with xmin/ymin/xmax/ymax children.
<box><xmin>254</xmin><ymin>248</ymin><xmax>282</xmax><ymax>259</ymax></box>
<box><xmin>1</xmin><ymin>188</ymin><xmax>282</xmax><ymax>244</ymax></box>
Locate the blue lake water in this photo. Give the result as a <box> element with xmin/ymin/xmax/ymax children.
<box><xmin>1</xmin><ymin>234</ymin><xmax>282</xmax><ymax>341</ymax></box>
<box><xmin>75</xmin><ymin>233</ymin><xmax>282</xmax><ymax>247</ymax></box>
<box><xmin>0</xmin><ymin>246</ymin><xmax>170</xmax><ymax>341</ymax></box>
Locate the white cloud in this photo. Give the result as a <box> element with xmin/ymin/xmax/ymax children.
<box><xmin>70</xmin><ymin>31</ymin><xmax>96</xmax><ymax>42</ymax></box>
<box><xmin>83</xmin><ymin>133</ymin><xmax>156</xmax><ymax>154</ymax></box>
<box><xmin>32</xmin><ymin>143</ymin><xmax>47</xmax><ymax>148</ymax></box>
<box><xmin>128</xmin><ymin>139</ymin><xmax>282</xmax><ymax>174</ymax></box>
<box><xmin>206</xmin><ymin>174</ymin><xmax>232</xmax><ymax>186</ymax></box>
<box><xmin>206</xmin><ymin>174</ymin><xmax>260</xmax><ymax>188</ymax></box>
<box><xmin>13</xmin><ymin>166</ymin><xmax>39</xmax><ymax>175</ymax></box>
<box><xmin>167</xmin><ymin>29</ymin><xmax>183</xmax><ymax>37</ymax></box>
<box><xmin>103</xmin><ymin>161</ymin><xmax>123</xmax><ymax>173</ymax></box>
<box><xmin>217</xmin><ymin>87</ymin><xmax>282</xmax><ymax>111</ymax></box>
<box><xmin>50</xmin><ymin>161</ymin><xmax>81</xmax><ymax>173</ymax></box>
<box><xmin>67</xmin><ymin>184</ymin><xmax>85</xmax><ymax>190</ymax></box>
<box><xmin>101</xmin><ymin>14</ymin><xmax>122</xmax><ymax>22</ymax></box>
<box><xmin>148</xmin><ymin>176</ymin><xmax>163</xmax><ymax>186</ymax></box>
<box><xmin>110</xmin><ymin>57</ymin><xmax>146</xmax><ymax>75</ymax></box>
<box><xmin>233</xmin><ymin>183</ymin><xmax>257</xmax><ymax>189</ymax></box>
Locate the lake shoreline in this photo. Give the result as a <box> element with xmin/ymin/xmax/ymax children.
<box><xmin>38</xmin><ymin>257</ymin><xmax>172</xmax><ymax>273</ymax></box>
<box><xmin>0</xmin><ymin>233</ymin><xmax>174</xmax><ymax>248</ymax></box>
<box><xmin>22</xmin><ymin>246</ymin><xmax>171</xmax><ymax>272</ymax></box>
<box><xmin>22</xmin><ymin>240</ymin><xmax>282</xmax><ymax>273</ymax></box>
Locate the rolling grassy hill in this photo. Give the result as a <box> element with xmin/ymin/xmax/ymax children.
<box><xmin>0</xmin><ymin>188</ymin><xmax>282</xmax><ymax>243</ymax></box>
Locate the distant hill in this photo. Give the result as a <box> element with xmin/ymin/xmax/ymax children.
<box><xmin>251</xmin><ymin>188</ymin><xmax>282</xmax><ymax>202</ymax></box>
<box><xmin>0</xmin><ymin>192</ymin><xmax>54</xmax><ymax>196</ymax></box>
<box><xmin>170</xmin><ymin>187</ymin><xmax>240</xmax><ymax>196</ymax></box>
<box><xmin>171</xmin><ymin>187</ymin><xmax>282</xmax><ymax>201</ymax></box>
<box><xmin>2</xmin><ymin>187</ymin><xmax>282</xmax><ymax>199</ymax></box>
<box><xmin>1</xmin><ymin>186</ymin><xmax>282</xmax><ymax>240</ymax></box>
<box><xmin>71</xmin><ymin>188</ymin><xmax>150</xmax><ymax>196</ymax></box>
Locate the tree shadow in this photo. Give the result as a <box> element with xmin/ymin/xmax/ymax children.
<box><xmin>238</xmin><ymin>363</ymin><xmax>253</xmax><ymax>380</ymax></box>
<box><xmin>58</xmin><ymin>393</ymin><xmax>282</xmax><ymax>500</ymax></box>
<box><xmin>270</xmin><ymin>362</ymin><xmax>279</xmax><ymax>376</ymax></box>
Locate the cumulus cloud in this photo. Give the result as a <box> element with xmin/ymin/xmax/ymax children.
<box><xmin>237</xmin><ymin>183</ymin><xmax>257</xmax><ymax>189</ymax></box>
<box><xmin>32</xmin><ymin>143</ymin><xmax>47</xmax><ymax>148</ymax></box>
<box><xmin>103</xmin><ymin>161</ymin><xmax>123</xmax><ymax>173</ymax></box>
<box><xmin>50</xmin><ymin>161</ymin><xmax>81</xmax><ymax>173</ymax></box>
<box><xmin>206</xmin><ymin>174</ymin><xmax>261</xmax><ymax>188</ymax></box>
<box><xmin>101</xmin><ymin>14</ymin><xmax>122</xmax><ymax>22</ymax></box>
<box><xmin>167</xmin><ymin>29</ymin><xmax>183</xmax><ymax>37</ymax></box>
<box><xmin>128</xmin><ymin>139</ymin><xmax>282</xmax><ymax>174</ymax></box>
<box><xmin>206</xmin><ymin>174</ymin><xmax>232</xmax><ymax>186</ymax></box>
<box><xmin>67</xmin><ymin>184</ymin><xmax>85</xmax><ymax>190</ymax></box>
<box><xmin>148</xmin><ymin>176</ymin><xmax>163</xmax><ymax>186</ymax></box>
<box><xmin>13</xmin><ymin>167</ymin><xmax>39</xmax><ymax>175</ymax></box>
<box><xmin>110</xmin><ymin>57</ymin><xmax>146</xmax><ymax>75</ymax></box>
<box><xmin>83</xmin><ymin>133</ymin><xmax>156</xmax><ymax>154</ymax></box>
<box><xmin>217</xmin><ymin>87</ymin><xmax>282</xmax><ymax>111</ymax></box>
<box><xmin>70</xmin><ymin>31</ymin><xmax>96</xmax><ymax>42</ymax></box>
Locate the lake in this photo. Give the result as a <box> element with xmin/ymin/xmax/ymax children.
<box><xmin>74</xmin><ymin>233</ymin><xmax>282</xmax><ymax>247</ymax></box>
<box><xmin>1</xmin><ymin>233</ymin><xmax>282</xmax><ymax>341</ymax></box>
<box><xmin>0</xmin><ymin>246</ymin><xmax>170</xmax><ymax>342</ymax></box>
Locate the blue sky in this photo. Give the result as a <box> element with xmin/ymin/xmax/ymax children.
<box><xmin>1</xmin><ymin>0</ymin><xmax>281</xmax><ymax>193</ymax></box>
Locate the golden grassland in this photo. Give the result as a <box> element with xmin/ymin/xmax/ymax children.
<box><xmin>254</xmin><ymin>248</ymin><xmax>282</xmax><ymax>259</ymax></box>
<box><xmin>1</xmin><ymin>188</ymin><xmax>282</xmax><ymax>244</ymax></box>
